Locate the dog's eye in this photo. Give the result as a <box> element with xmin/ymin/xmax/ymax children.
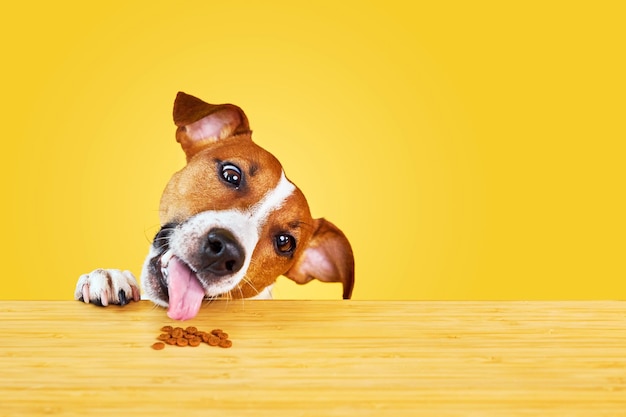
<box><xmin>275</xmin><ymin>234</ymin><xmax>296</xmax><ymax>256</ymax></box>
<box><xmin>221</xmin><ymin>163</ymin><xmax>243</xmax><ymax>188</ymax></box>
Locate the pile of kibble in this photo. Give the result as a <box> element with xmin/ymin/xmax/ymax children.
<box><xmin>151</xmin><ymin>326</ymin><xmax>232</xmax><ymax>350</ymax></box>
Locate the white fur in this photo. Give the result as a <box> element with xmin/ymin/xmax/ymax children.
<box><xmin>249</xmin><ymin>171</ymin><xmax>297</xmax><ymax>225</ymax></box>
<box><xmin>149</xmin><ymin>171</ymin><xmax>295</xmax><ymax>298</ymax></box>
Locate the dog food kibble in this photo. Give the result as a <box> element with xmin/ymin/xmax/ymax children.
<box><xmin>218</xmin><ymin>339</ymin><xmax>233</xmax><ymax>348</ymax></box>
<box><xmin>152</xmin><ymin>326</ymin><xmax>233</xmax><ymax>349</ymax></box>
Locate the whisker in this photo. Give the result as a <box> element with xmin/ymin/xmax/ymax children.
<box><xmin>143</xmin><ymin>223</ymin><xmax>162</xmax><ymax>244</ymax></box>
<box><xmin>237</xmin><ymin>285</ymin><xmax>246</xmax><ymax>310</ymax></box>
<box><xmin>152</xmin><ymin>242</ymin><xmax>169</xmax><ymax>251</ymax></box>
<box><xmin>241</xmin><ymin>276</ymin><xmax>261</xmax><ymax>295</ymax></box>
<box><xmin>223</xmin><ymin>291</ymin><xmax>232</xmax><ymax>309</ymax></box>
<box><xmin>205</xmin><ymin>295</ymin><xmax>218</xmax><ymax>305</ymax></box>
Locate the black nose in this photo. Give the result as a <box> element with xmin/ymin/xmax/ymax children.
<box><xmin>201</xmin><ymin>228</ymin><xmax>245</xmax><ymax>276</ymax></box>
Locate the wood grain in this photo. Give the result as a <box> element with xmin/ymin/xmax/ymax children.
<box><xmin>1</xmin><ymin>300</ymin><xmax>625</xmax><ymax>416</ymax></box>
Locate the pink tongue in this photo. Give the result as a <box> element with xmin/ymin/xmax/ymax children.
<box><xmin>167</xmin><ymin>257</ymin><xmax>206</xmax><ymax>321</ymax></box>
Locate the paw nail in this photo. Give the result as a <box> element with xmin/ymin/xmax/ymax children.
<box><xmin>119</xmin><ymin>290</ymin><xmax>128</xmax><ymax>306</ymax></box>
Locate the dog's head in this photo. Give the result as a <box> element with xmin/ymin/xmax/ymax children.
<box><xmin>141</xmin><ymin>92</ymin><xmax>354</xmax><ymax>320</ymax></box>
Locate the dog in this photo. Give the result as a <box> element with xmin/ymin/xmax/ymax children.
<box><xmin>75</xmin><ymin>92</ymin><xmax>354</xmax><ymax>320</ymax></box>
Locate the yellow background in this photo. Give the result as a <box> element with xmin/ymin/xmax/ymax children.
<box><xmin>1</xmin><ymin>1</ymin><xmax>624</xmax><ymax>301</ymax></box>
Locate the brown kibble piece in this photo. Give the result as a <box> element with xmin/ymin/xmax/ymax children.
<box><xmin>218</xmin><ymin>339</ymin><xmax>232</xmax><ymax>348</ymax></box>
<box><xmin>153</xmin><ymin>325</ymin><xmax>232</xmax><ymax>349</ymax></box>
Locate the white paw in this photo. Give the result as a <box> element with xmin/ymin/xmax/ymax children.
<box><xmin>75</xmin><ymin>269</ymin><xmax>141</xmax><ymax>306</ymax></box>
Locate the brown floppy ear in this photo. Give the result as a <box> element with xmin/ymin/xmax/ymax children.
<box><xmin>284</xmin><ymin>218</ymin><xmax>355</xmax><ymax>299</ymax></box>
<box><xmin>173</xmin><ymin>92</ymin><xmax>251</xmax><ymax>161</ymax></box>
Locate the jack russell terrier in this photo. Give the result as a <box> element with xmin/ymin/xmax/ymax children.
<box><xmin>75</xmin><ymin>92</ymin><xmax>354</xmax><ymax>320</ymax></box>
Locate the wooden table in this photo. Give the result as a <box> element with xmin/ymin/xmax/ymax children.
<box><xmin>1</xmin><ymin>300</ymin><xmax>625</xmax><ymax>416</ymax></box>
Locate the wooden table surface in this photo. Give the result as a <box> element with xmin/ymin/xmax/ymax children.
<box><xmin>1</xmin><ymin>300</ymin><xmax>625</xmax><ymax>416</ymax></box>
